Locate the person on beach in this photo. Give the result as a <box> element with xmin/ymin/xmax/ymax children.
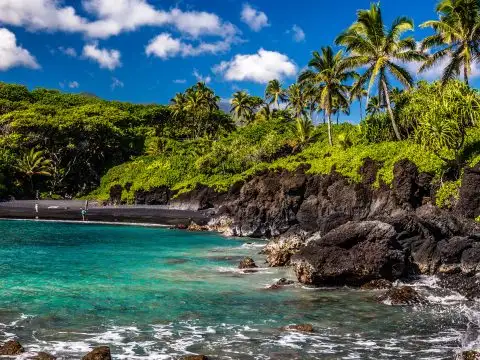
<box><xmin>81</xmin><ymin>208</ymin><xmax>87</xmax><ymax>221</ymax></box>
<box><xmin>34</xmin><ymin>203</ymin><xmax>39</xmax><ymax>219</ymax></box>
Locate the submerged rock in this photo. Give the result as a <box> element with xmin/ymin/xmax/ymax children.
<box><xmin>267</xmin><ymin>278</ymin><xmax>295</xmax><ymax>290</ymax></box>
<box><xmin>361</xmin><ymin>279</ymin><xmax>393</xmax><ymax>290</ymax></box>
<box><xmin>0</xmin><ymin>340</ymin><xmax>24</xmax><ymax>355</ymax></box>
<box><xmin>239</xmin><ymin>257</ymin><xmax>257</xmax><ymax>269</ymax></box>
<box><xmin>291</xmin><ymin>221</ymin><xmax>406</xmax><ymax>286</ymax></box>
<box><xmin>439</xmin><ymin>273</ymin><xmax>480</xmax><ymax>300</ymax></box>
<box><xmin>377</xmin><ymin>286</ymin><xmax>427</xmax><ymax>306</ymax></box>
<box><xmin>281</xmin><ymin>324</ymin><xmax>314</xmax><ymax>333</ymax></box>
<box><xmin>30</xmin><ymin>352</ymin><xmax>57</xmax><ymax>360</ymax></box>
<box><xmin>82</xmin><ymin>346</ymin><xmax>111</xmax><ymax>360</ymax></box>
<box><xmin>181</xmin><ymin>356</ymin><xmax>209</xmax><ymax>360</ymax></box>
<box><xmin>461</xmin><ymin>350</ymin><xmax>480</xmax><ymax>360</ymax></box>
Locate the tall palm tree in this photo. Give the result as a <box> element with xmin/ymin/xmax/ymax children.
<box><xmin>299</xmin><ymin>46</ymin><xmax>355</xmax><ymax>146</ymax></box>
<box><xmin>15</xmin><ymin>149</ymin><xmax>51</xmax><ymax>194</ymax></box>
<box><xmin>336</xmin><ymin>3</ymin><xmax>426</xmax><ymax>140</ymax></box>
<box><xmin>265</xmin><ymin>79</ymin><xmax>287</xmax><ymax>109</ymax></box>
<box><xmin>170</xmin><ymin>93</ymin><xmax>187</xmax><ymax>119</ymax></box>
<box><xmin>421</xmin><ymin>0</ymin><xmax>480</xmax><ymax>86</ymax></box>
<box><xmin>332</xmin><ymin>95</ymin><xmax>351</xmax><ymax>124</ymax></box>
<box><xmin>287</xmin><ymin>84</ymin><xmax>307</xmax><ymax>119</ymax></box>
<box><xmin>230</xmin><ymin>91</ymin><xmax>254</xmax><ymax>124</ymax></box>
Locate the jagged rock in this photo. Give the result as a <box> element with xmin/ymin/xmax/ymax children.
<box><xmin>181</xmin><ymin>356</ymin><xmax>209</xmax><ymax>360</ymax></box>
<box><xmin>207</xmin><ymin>215</ymin><xmax>234</xmax><ymax>236</ymax></box>
<box><xmin>81</xmin><ymin>346</ymin><xmax>111</xmax><ymax>360</ymax></box>
<box><xmin>263</xmin><ymin>226</ymin><xmax>309</xmax><ymax>267</ymax></box>
<box><xmin>135</xmin><ymin>186</ymin><xmax>171</xmax><ymax>205</ymax></box>
<box><xmin>291</xmin><ymin>221</ymin><xmax>406</xmax><ymax>286</ymax></box>
<box><xmin>239</xmin><ymin>257</ymin><xmax>257</xmax><ymax>269</ymax></box>
<box><xmin>0</xmin><ymin>340</ymin><xmax>24</xmax><ymax>355</ymax></box>
<box><xmin>281</xmin><ymin>324</ymin><xmax>314</xmax><ymax>333</ymax></box>
<box><xmin>30</xmin><ymin>352</ymin><xmax>57</xmax><ymax>360</ymax></box>
<box><xmin>267</xmin><ymin>278</ymin><xmax>295</xmax><ymax>289</ymax></box>
<box><xmin>187</xmin><ymin>222</ymin><xmax>209</xmax><ymax>231</ymax></box>
<box><xmin>109</xmin><ymin>184</ymin><xmax>123</xmax><ymax>205</ymax></box>
<box><xmin>457</xmin><ymin>162</ymin><xmax>480</xmax><ymax>219</ymax></box>
<box><xmin>461</xmin><ymin>350</ymin><xmax>480</xmax><ymax>360</ymax></box>
<box><xmin>361</xmin><ymin>279</ymin><xmax>393</xmax><ymax>290</ymax></box>
<box><xmin>439</xmin><ymin>273</ymin><xmax>480</xmax><ymax>300</ymax></box>
<box><xmin>377</xmin><ymin>286</ymin><xmax>427</xmax><ymax>305</ymax></box>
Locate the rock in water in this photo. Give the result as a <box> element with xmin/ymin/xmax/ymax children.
<box><xmin>0</xmin><ymin>340</ymin><xmax>24</xmax><ymax>355</ymax></box>
<box><xmin>263</xmin><ymin>227</ymin><xmax>308</xmax><ymax>267</ymax></box>
<box><xmin>361</xmin><ymin>279</ymin><xmax>393</xmax><ymax>290</ymax></box>
<box><xmin>82</xmin><ymin>346</ymin><xmax>111</xmax><ymax>360</ymax></box>
<box><xmin>282</xmin><ymin>324</ymin><xmax>314</xmax><ymax>333</ymax></box>
<box><xmin>31</xmin><ymin>352</ymin><xmax>57</xmax><ymax>360</ymax></box>
<box><xmin>461</xmin><ymin>350</ymin><xmax>480</xmax><ymax>360</ymax></box>
<box><xmin>239</xmin><ymin>257</ymin><xmax>257</xmax><ymax>269</ymax></box>
<box><xmin>377</xmin><ymin>286</ymin><xmax>427</xmax><ymax>306</ymax></box>
<box><xmin>291</xmin><ymin>221</ymin><xmax>406</xmax><ymax>286</ymax></box>
<box><xmin>181</xmin><ymin>356</ymin><xmax>209</xmax><ymax>360</ymax></box>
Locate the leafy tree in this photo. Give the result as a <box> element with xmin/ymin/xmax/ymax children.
<box><xmin>287</xmin><ymin>84</ymin><xmax>308</xmax><ymax>119</ymax></box>
<box><xmin>421</xmin><ymin>0</ymin><xmax>480</xmax><ymax>85</ymax></box>
<box><xmin>265</xmin><ymin>79</ymin><xmax>287</xmax><ymax>109</ymax></box>
<box><xmin>293</xmin><ymin>116</ymin><xmax>315</xmax><ymax>147</ymax></box>
<box><xmin>231</xmin><ymin>91</ymin><xmax>255</xmax><ymax>124</ymax></box>
<box><xmin>15</xmin><ymin>149</ymin><xmax>51</xmax><ymax>194</ymax></box>
<box><xmin>366</xmin><ymin>96</ymin><xmax>382</xmax><ymax>116</ymax></box>
<box><xmin>336</xmin><ymin>2</ymin><xmax>425</xmax><ymax>140</ymax></box>
<box><xmin>299</xmin><ymin>46</ymin><xmax>355</xmax><ymax>145</ymax></box>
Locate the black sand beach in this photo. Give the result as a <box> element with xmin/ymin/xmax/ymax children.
<box><xmin>0</xmin><ymin>200</ymin><xmax>210</xmax><ymax>226</ymax></box>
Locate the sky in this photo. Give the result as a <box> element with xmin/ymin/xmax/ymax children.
<box><xmin>0</xmin><ymin>0</ymin><xmax>478</xmax><ymax>120</ymax></box>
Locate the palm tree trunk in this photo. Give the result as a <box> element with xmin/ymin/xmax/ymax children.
<box><xmin>464</xmin><ymin>64</ymin><xmax>469</xmax><ymax>86</ymax></box>
<box><xmin>359</xmin><ymin>100</ymin><xmax>363</xmax><ymax>121</ymax></box>
<box><xmin>381</xmin><ymin>79</ymin><xmax>402</xmax><ymax>141</ymax></box>
<box><xmin>336</xmin><ymin>112</ymin><xmax>339</xmax><ymax>125</ymax></box>
<box><xmin>327</xmin><ymin>111</ymin><xmax>333</xmax><ymax>146</ymax></box>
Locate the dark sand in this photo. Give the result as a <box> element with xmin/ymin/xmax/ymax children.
<box><xmin>0</xmin><ymin>200</ymin><xmax>210</xmax><ymax>226</ymax></box>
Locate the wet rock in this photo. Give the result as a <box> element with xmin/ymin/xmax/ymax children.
<box><xmin>377</xmin><ymin>286</ymin><xmax>427</xmax><ymax>306</ymax></box>
<box><xmin>461</xmin><ymin>350</ymin><xmax>480</xmax><ymax>360</ymax></box>
<box><xmin>135</xmin><ymin>186</ymin><xmax>171</xmax><ymax>205</ymax></box>
<box><xmin>239</xmin><ymin>257</ymin><xmax>257</xmax><ymax>269</ymax></box>
<box><xmin>181</xmin><ymin>356</ymin><xmax>209</xmax><ymax>360</ymax></box>
<box><xmin>30</xmin><ymin>352</ymin><xmax>57</xmax><ymax>360</ymax></box>
<box><xmin>457</xmin><ymin>162</ymin><xmax>480</xmax><ymax>219</ymax></box>
<box><xmin>267</xmin><ymin>278</ymin><xmax>295</xmax><ymax>290</ymax></box>
<box><xmin>282</xmin><ymin>324</ymin><xmax>314</xmax><ymax>333</ymax></box>
<box><xmin>361</xmin><ymin>279</ymin><xmax>393</xmax><ymax>290</ymax></box>
<box><xmin>187</xmin><ymin>222</ymin><xmax>209</xmax><ymax>232</ymax></box>
<box><xmin>208</xmin><ymin>215</ymin><xmax>234</xmax><ymax>236</ymax></box>
<box><xmin>81</xmin><ymin>346</ymin><xmax>112</xmax><ymax>360</ymax></box>
<box><xmin>291</xmin><ymin>221</ymin><xmax>406</xmax><ymax>286</ymax></box>
<box><xmin>263</xmin><ymin>226</ymin><xmax>309</xmax><ymax>267</ymax></box>
<box><xmin>439</xmin><ymin>273</ymin><xmax>480</xmax><ymax>300</ymax></box>
<box><xmin>0</xmin><ymin>340</ymin><xmax>24</xmax><ymax>355</ymax></box>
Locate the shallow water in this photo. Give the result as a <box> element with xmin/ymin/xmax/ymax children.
<box><xmin>0</xmin><ymin>220</ymin><xmax>475</xmax><ymax>359</ymax></box>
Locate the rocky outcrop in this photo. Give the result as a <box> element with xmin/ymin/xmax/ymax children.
<box><xmin>377</xmin><ymin>286</ymin><xmax>427</xmax><ymax>305</ymax></box>
<box><xmin>457</xmin><ymin>162</ymin><xmax>480</xmax><ymax>219</ymax></box>
<box><xmin>239</xmin><ymin>257</ymin><xmax>257</xmax><ymax>269</ymax></box>
<box><xmin>461</xmin><ymin>350</ymin><xmax>480</xmax><ymax>360</ymax></box>
<box><xmin>281</xmin><ymin>324</ymin><xmax>314</xmax><ymax>333</ymax></box>
<box><xmin>291</xmin><ymin>221</ymin><xmax>406</xmax><ymax>286</ymax></box>
<box><xmin>181</xmin><ymin>356</ymin><xmax>209</xmax><ymax>360</ymax></box>
<box><xmin>135</xmin><ymin>186</ymin><xmax>171</xmax><ymax>205</ymax></box>
<box><xmin>82</xmin><ymin>346</ymin><xmax>111</xmax><ymax>360</ymax></box>
<box><xmin>0</xmin><ymin>340</ymin><xmax>24</xmax><ymax>355</ymax></box>
<box><xmin>361</xmin><ymin>279</ymin><xmax>393</xmax><ymax>290</ymax></box>
<box><xmin>263</xmin><ymin>226</ymin><xmax>309</xmax><ymax>267</ymax></box>
<box><xmin>31</xmin><ymin>352</ymin><xmax>57</xmax><ymax>360</ymax></box>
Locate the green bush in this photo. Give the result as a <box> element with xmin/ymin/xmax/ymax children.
<box><xmin>435</xmin><ymin>180</ymin><xmax>461</xmax><ymax>209</ymax></box>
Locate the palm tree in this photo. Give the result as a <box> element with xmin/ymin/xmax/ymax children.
<box><xmin>350</xmin><ymin>87</ymin><xmax>367</xmax><ymax>121</ymax></box>
<box><xmin>15</xmin><ymin>149</ymin><xmax>51</xmax><ymax>194</ymax></box>
<box><xmin>293</xmin><ymin>116</ymin><xmax>315</xmax><ymax>147</ymax></box>
<box><xmin>287</xmin><ymin>84</ymin><xmax>307</xmax><ymax>119</ymax></box>
<box><xmin>332</xmin><ymin>95</ymin><xmax>351</xmax><ymax>124</ymax></box>
<box><xmin>366</xmin><ymin>96</ymin><xmax>382</xmax><ymax>116</ymax></box>
<box><xmin>336</xmin><ymin>3</ymin><xmax>426</xmax><ymax>140</ymax></box>
<box><xmin>231</xmin><ymin>91</ymin><xmax>254</xmax><ymax>124</ymax></box>
<box><xmin>265</xmin><ymin>79</ymin><xmax>287</xmax><ymax>109</ymax></box>
<box><xmin>170</xmin><ymin>93</ymin><xmax>187</xmax><ymax>119</ymax></box>
<box><xmin>299</xmin><ymin>46</ymin><xmax>356</xmax><ymax>146</ymax></box>
<box><xmin>421</xmin><ymin>0</ymin><xmax>480</xmax><ymax>86</ymax></box>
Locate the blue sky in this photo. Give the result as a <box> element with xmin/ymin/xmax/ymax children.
<box><xmin>0</xmin><ymin>0</ymin><xmax>478</xmax><ymax>120</ymax></box>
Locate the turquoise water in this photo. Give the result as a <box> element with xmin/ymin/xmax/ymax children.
<box><xmin>0</xmin><ymin>220</ymin><xmax>471</xmax><ymax>359</ymax></box>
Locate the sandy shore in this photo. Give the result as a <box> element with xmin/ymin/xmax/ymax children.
<box><xmin>0</xmin><ymin>200</ymin><xmax>210</xmax><ymax>226</ymax></box>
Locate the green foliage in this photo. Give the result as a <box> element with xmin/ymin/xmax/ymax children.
<box><xmin>435</xmin><ymin>180</ymin><xmax>461</xmax><ymax>209</ymax></box>
<box><xmin>360</xmin><ymin>113</ymin><xmax>396</xmax><ymax>143</ymax></box>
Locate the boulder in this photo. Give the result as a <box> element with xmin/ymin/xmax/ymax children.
<box><xmin>281</xmin><ymin>324</ymin><xmax>314</xmax><ymax>333</ymax></box>
<box><xmin>187</xmin><ymin>223</ymin><xmax>209</xmax><ymax>232</ymax></box>
<box><xmin>82</xmin><ymin>346</ymin><xmax>111</xmax><ymax>360</ymax></box>
<box><xmin>361</xmin><ymin>279</ymin><xmax>393</xmax><ymax>290</ymax></box>
<box><xmin>0</xmin><ymin>340</ymin><xmax>24</xmax><ymax>355</ymax></box>
<box><xmin>238</xmin><ymin>257</ymin><xmax>257</xmax><ymax>269</ymax></box>
<box><xmin>263</xmin><ymin>226</ymin><xmax>309</xmax><ymax>267</ymax></box>
<box><xmin>181</xmin><ymin>356</ymin><xmax>209</xmax><ymax>360</ymax></box>
<box><xmin>439</xmin><ymin>273</ymin><xmax>480</xmax><ymax>300</ymax></box>
<box><xmin>30</xmin><ymin>352</ymin><xmax>57</xmax><ymax>360</ymax></box>
<box><xmin>457</xmin><ymin>162</ymin><xmax>480</xmax><ymax>218</ymax></box>
<box><xmin>377</xmin><ymin>286</ymin><xmax>427</xmax><ymax>305</ymax></box>
<box><xmin>462</xmin><ymin>350</ymin><xmax>480</xmax><ymax>360</ymax></box>
<box><xmin>267</xmin><ymin>278</ymin><xmax>295</xmax><ymax>289</ymax></box>
<box><xmin>291</xmin><ymin>221</ymin><xmax>406</xmax><ymax>286</ymax></box>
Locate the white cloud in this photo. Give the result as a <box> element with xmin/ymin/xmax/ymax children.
<box><xmin>0</xmin><ymin>28</ymin><xmax>39</xmax><ymax>71</ymax></box>
<box><xmin>241</xmin><ymin>3</ymin><xmax>269</xmax><ymax>32</ymax></box>
<box><xmin>193</xmin><ymin>69</ymin><xmax>211</xmax><ymax>84</ymax></box>
<box><xmin>290</xmin><ymin>25</ymin><xmax>305</xmax><ymax>42</ymax></box>
<box><xmin>145</xmin><ymin>32</ymin><xmax>235</xmax><ymax>60</ymax></box>
<box><xmin>59</xmin><ymin>46</ymin><xmax>77</xmax><ymax>57</ymax></box>
<box><xmin>68</xmin><ymin>81</ymin><xmax>79</xmax><ymax>88</ymax></box>
<box><xmin>213</xmin><ymin>48</ymin><xmax>297</xmax><ymax>84</ymax></box>
<box><xmin>173</xmin><ymin>79</ymin><xmax>186</xmax><ymax>84</ymax></box>
<box><xmin>83</xmin><ymin>42</ymin><xmax>121</xmax><ymax>70</ymax></box>
<box><xmin>0</xmin><ymin>0</ymin><xmax>238</xmax><ymax>40</ymax></box>
<box><xmin>111</xmin><ymin>77</ymin><xmax>124</xmax><ymax>90</ymax></box>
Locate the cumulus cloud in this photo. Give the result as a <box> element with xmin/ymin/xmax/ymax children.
<box><xmin>68</xmin><ymin>81</ymin><xmax>79</xmax><ymax>88</ymax></box>
<box><xmin>59</xmin><ymin>46</ymin><xmax>77</xmax><ymax>57</ymax></box>
<box><xmin>111</xmin><ymin>77</ymin><xmax>124</xmax><ymax>90</ymax></box>
<box><xmin>83</xmin><ymin>42</ymin><xmax>121</xmax><ymax>70</ymax></box>
<box><xmin>145</xmin><ymin>32</ymin><xmax>235</xmax><ymax>59</ymax></box>
<box><xmin>213</xmin><ymin>48</ymin><xmax>297</xmax><ymax>84</ymax></box>
<box><xmin>241</xmin><ymin>3</ymin><xmax>269</xmax><ymax>32</ymax></box>
<box><xmin>0</xmin><ymin>0</ymin><xmax>238</xmax><ymax>40</ymax></box>
<box><xmin>0</xmin><ymin>28</ymin><xmax>39</xmax><ymax>71</ymax></box>
<box><xmin>290</xmin><ymin>25</ymin><xmax>305</xmax><ymax>42</ymax></box>
<box><xmin>193</xmin><ymin>69</ymin><xmax>211</xmax><ymax>84</ymax></box>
